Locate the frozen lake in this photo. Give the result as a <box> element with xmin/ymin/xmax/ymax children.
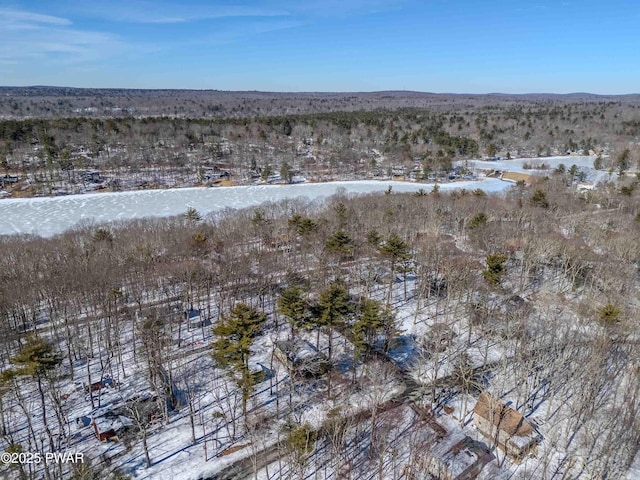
<box><xmin>465</xmin><ymin>155</ymin><xmax>598</xmax><ymax>176</ymax></box>
<box><xmin>0</xmin><ymin>179</ymin><xmax>509</xmax><ymax>237</ymax></box>
<box><xmin>1</xmin><ymin>156</ymin><xmax>602</xmax><ymax>237</ymax></box>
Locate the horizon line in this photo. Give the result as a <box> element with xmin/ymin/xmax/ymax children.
<box><xmin>2</xmin><ymin>85</ymin><xmax>640</xmax><ymax>97</ymax></box>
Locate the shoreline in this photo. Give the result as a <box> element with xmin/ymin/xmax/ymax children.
<box><xmin>0</xmin><ymin>155</ymin><xmax>598</xmax><ymax>202</ymax></box>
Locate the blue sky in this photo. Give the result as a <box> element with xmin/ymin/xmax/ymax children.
<box><xmin>1</xmin><ymin>0</ymin><xmax>638</xmax><ymax>93</ymax></box>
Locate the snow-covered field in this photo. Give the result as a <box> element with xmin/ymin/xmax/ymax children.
<box><xmin>465</xmin><ymin>155</ymin><xmax>607</xmax><ymax>182</ymax></box>
<box><xmin>0</xmin><ymin>179</ymin><xmax>509</xmax><ymax>237</ymax></box>
<box><xmin>466</xmin><ymin>155</ymin><xmax>593</xmax><ymax>172</ymax></box>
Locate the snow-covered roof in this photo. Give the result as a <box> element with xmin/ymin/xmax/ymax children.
<box><xmin>93</xmin><ymin>414</ymin><xmax>133</xmax><ymax>433</ymax></box>
<box><xmin>428</xmin><ymin>432</ymin><xmax>493</xmax><ymax>478</ymax></box>
<box><xmin>274</xmin><ymin>339</ymin><xmax>328</xmax><ymax>374</ymax></box>
<box><xmin>275</xmin><ymin>339</ymin><xmax>324</xmax><ymax>362</ymax></box>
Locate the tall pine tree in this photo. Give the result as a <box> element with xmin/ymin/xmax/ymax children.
<box><xmin>379</xmin><ymin>233</ymin><xmax>411</xmax><ymax>306</ymax></box>
<box><xmin>211</xmin><ymin>303</ymin><xmax>266</xmax><ymax>417</ymax></box>
<box><xmin>277</xmin><ymin>286</ymin><xmax>309</xmax><ymax>341</ymax></box>
<box><xmin>317</xmin><ymin>281</ymin><xmax>352</xmax><ymax>398</ymax></box>
<box><xmin>9</xmin><ymin>335</ymin><xmax>63</xmax><ymax>452</ymax></box>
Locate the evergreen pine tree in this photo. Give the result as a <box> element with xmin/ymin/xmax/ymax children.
<box><xmin>353</xmin><ymin>299</ymin><xmax>385</xmax><ymax>367</ymax></box>
<box><xmin>317</xmin><ymin>282</ymin><xmax>351</xmax><ymax>358</ymax></box>
<box><xmin>184</xmin><ymin>207</ymin><xmax>202</xmax><ymax>222</ymax></box>
<box><xmin>277</xmin><ymin>286</ymin><xmax>309</xmax><ymax>341</ymax></box>
<box><xmin>211</xmin><ymin>303</ymin><xmax>266</xmax><ymax>417</ymax></box>
<box><xmin>325</xmin><ymin>230</ymin><xmax>355</xmax><ymax>260</ymax></box>
<box><xmin>379</xmin><ymin>233</ymin><xmax>411</xmax><ymax>306</ymax></box>
<box><xmin>9</xmin><ymin>335</ymin><xmax>63</xmax><ymax>452</ymax></box>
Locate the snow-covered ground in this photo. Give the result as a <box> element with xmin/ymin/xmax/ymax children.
<box><xmin>627</xmin><ymin>449</ymin><xmax>640</xmax><ymax>480</ymax></box>
<box><xmin>464</xmin><ymin>155</ymin><xmax>611</xmax><ymax>184</ymax></box>
<box><xmin>466</xmin><ymin>155</ymin><xmax>593</xmax><ymax>172</ymax></box>
<box><xmin>0</xmin><ymin>179</ymin><xmax>509</xmax><ymax>237</ymax></box>
<box><xmin>2</xmin><ymin>198</ymin><xmax>638</xmax><ymax>480</ymax></box>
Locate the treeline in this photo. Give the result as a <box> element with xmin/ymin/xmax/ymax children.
<box><xmin>2</xmin><ymin>87</ymin><xmax>640</xmax><ymax>119</ymax></box>
<box><xmin>2</xmin><ymin>101</ymin><xmax>640</xmax><ymax>183</ymax></box>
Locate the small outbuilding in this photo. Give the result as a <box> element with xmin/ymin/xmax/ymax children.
<box><xmin>0</xmin><ymin>174</ymin><xmax>19</xmax><ymax>185</ymax></box>
<box><xmin>425</xmin><ymin>432</ymin><xmax>494</xmax><ymax>480</ymax></box>
<box><xmin>185</xmin><ymin>308</ymin><xmax>211</xmax><ymax>329</ymax></box>
<box><xmin>204</xmin><ymin>168</ymin><xmax>230</xmax><ymax>181</ymax></box>
<box><xmin>81</xmin><ymin>170</ymin><xmax>101</xmax><ymax>183</ymax></box>
<box><xmin>91</xmin><ymin>414</ymin><xmax>132</xmax><ymax>442</ymax></box>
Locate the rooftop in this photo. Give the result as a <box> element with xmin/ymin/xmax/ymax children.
<box><xmin>473</xmin><ymin>392</ymin><xmax>533</xmax><ymax>437</ymax></box>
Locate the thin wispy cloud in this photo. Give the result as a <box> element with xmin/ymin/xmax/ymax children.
<box><xmin>0</xmin><ymin>9</ymin><xmax>123</xmax><ymax>63</ymax></box>
<box><xmin>277</xmin><ymin>0</ymin><xmax>409</xmax><ymax>17</ymax></box>
<box><xmin>129</xmin><ymin>6</ymin><xmax>291</xmax><ymax>24</ymax></box>
<box><xmin>196</xmin><ymin>19</ymin><xmax>305</xmax><ymax>46</ymax></box>
<box><xmin>66</xmin><ymin>2</ymin><xmax>291</xmax><ymax>24</ymax></box>
<box><xmin>61</xmin><ymin>0</ymin><xmax>401</xmax><ymax>24</ymax></box>
<box><xmin>0</xmin><ymin>9</ymin><xmax>72</xmax><ymax>26</ymax></box>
